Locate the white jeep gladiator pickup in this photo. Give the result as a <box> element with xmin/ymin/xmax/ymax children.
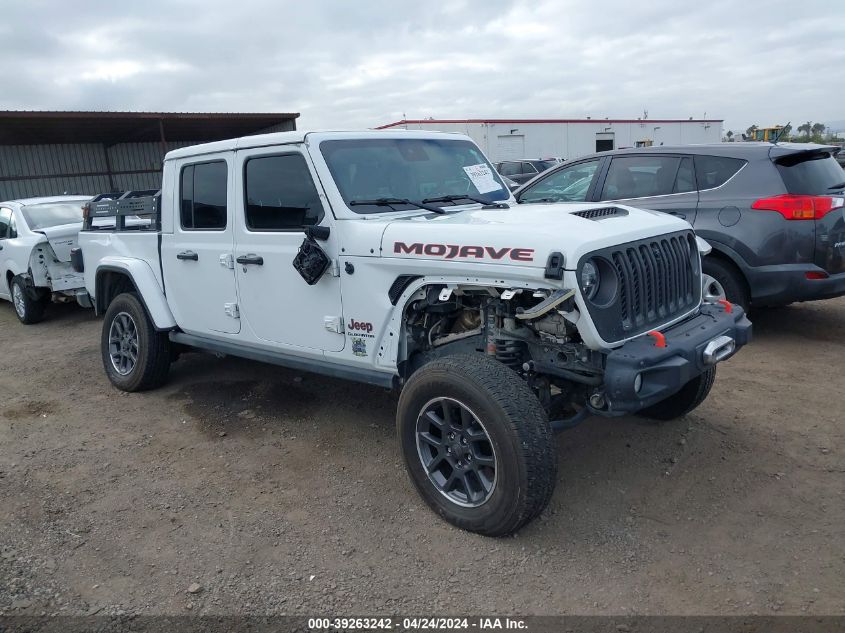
<box><xmin>75</xmin><ymin>130</ymin><xmax>751</xmax><ymax>536</ymax></box>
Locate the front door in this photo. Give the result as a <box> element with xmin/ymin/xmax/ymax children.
<box><xmin>160</xmin><ymin>154</ymin><xmax>240</xmax><ymax>335</ymax></box>
<box><xmin>233</xmin><ymin>146</ymin><xmax>344</xmax><ymax>352</ymax></box>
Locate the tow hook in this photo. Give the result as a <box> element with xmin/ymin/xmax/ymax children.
<box><xmin>703</xmin><ymin>335</ymin><xmax>736</xmax><ymax>365</ymax></box>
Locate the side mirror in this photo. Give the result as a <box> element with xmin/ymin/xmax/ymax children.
<box><xmin>292</xmin><ymin>236</ymin><xmax>331</xmax><ymax>285</ymax></box>
<box><xmin>305</xmin><ymin>225</ymin><xmax>330</xmax><ymax>241</ymax></box>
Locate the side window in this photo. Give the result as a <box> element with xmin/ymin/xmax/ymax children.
<box><xmin>244</xmin><ymin>154</ymin><xmax>324</xmax><ymax>231</ymax></box>
<box><xmin>180</xmin><ymin>161</ymin><xmax>228</xmax><ymax>230</ymax></box>
<box><xmin>520</xmin><ymin>162</ymin><xmax>538</xmax><ymax>175</ymax></box>
<box><xmin>518</xmin><ymin>159</ymin><xmax>601</xmax><ymax>203</ymax></box>
<box><xmin>600</xmin><ymin>156</ymin><xmax>682</xmax><ymax>200</ymax></box>
<box><xmin>498</xmin><ymin>162</ymin><xmax>521</xmax><ymax>177</ymax></box>
<box><xmin>674</xmin><ymin>157</ymin><xmax>696</xmax><ymax>193</ymax></box>
<box><xmin>693</xmin><ymin>155</ymin><xmax>745</xmax><ymax>190</ymax></box>
<box><xmin>0</xmin><ymin>208</ymin><xmax>12</xmax><ymax>239</ymax></box>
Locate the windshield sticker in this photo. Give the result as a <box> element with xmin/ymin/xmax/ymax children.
<box><xmin>463</xmin><ymin>163</ymin><xmax>503</xmax><ymax>194</ymax></box>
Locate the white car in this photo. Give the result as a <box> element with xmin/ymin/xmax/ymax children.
<box><xmin>78</xmin><ymin>130</ymin><xmax>751</xmax><ymax>536</ymax></box>
<box><xmin>0</xmin><ymin>196</ymin><xmax>92</xmax><ymax>323</ymax></box>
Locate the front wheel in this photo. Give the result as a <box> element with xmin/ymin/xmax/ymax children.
<box><xmin>397</xmin><ymin>354</ymin><xmax>557</xmax><ymax>536</ymax></box>
<box><xmin>638</xmin><ymin>366</ymin><xmax>717</xmax><ymax>421</ymax></box>
<box><xmin>11</xmin><ymin>276</ymin><xmax>47</xmax><ymax>324</ymax></box>
<box><xmin>101</xmin><ymin>292</ymin><xmax>171</xmax><ymax>392</ymax></box>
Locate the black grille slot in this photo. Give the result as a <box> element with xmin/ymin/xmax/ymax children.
<box><xmin>573</xmin><ymin>206</ymin><xmax>628</xmax><ymax>220</ymax></box>
<box><xmin>582</xmin><ymin>231</ymin><xmax>700</xmax><ymax>342</ymax></box>
<box><xmin>388</xmin><ymin>275</ymin><xmax>422</xmax><ymax>305</ymax></box>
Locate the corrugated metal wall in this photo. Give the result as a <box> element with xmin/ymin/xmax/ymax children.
<box><xmin>0</xmin><ymin>141</ymin><xmax>201</xmax><ymax>199</ymax></box>
<box><xmin>0</xmin><ymin>120</ymin><xmax>297</xmax><ymax>200</ymax></box>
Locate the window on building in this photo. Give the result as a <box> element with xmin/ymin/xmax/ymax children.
<box><xmin>180</xmin><ymin>161</ymin><xmax>228</xmax><ymax>230</ymax></box>
<box><xmin>244</xmin><ymin>154</ymin><xmax>324</xmax><ymax>230</ymax></box>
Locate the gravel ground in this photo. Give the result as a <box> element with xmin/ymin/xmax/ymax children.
<box><xmin>0</xmin><ymin>298</ymin><xmax>842</xmax><ymax>617</ymax></box>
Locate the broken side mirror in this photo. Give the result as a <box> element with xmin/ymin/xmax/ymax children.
<box><xmin>292</xmin><ymin>235</ymin><xmax>331</xmax><ymax>285</ymax></box>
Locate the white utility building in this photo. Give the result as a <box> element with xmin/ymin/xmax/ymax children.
<box><xmin>375</xmin><ymin>118</ymin><xmax>724</xmax><ymax>163</ymax></box>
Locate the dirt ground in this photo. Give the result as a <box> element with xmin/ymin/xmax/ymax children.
<box><xmin>0</xmin><ymin>297</ymin><xmax>842</xmax><ymax>617</ymax></box>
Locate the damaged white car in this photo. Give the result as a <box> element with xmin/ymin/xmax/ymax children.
<box><xmin>0</xmin><ymin>196</ymin><xmax>92</xmax><ymax>324</ymax></box>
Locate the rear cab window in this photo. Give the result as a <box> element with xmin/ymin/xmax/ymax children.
<box><xmin>775</xmin><ymin>151</ymin><xmax>845</xmax><ymax>194</ymax></box>
<box><xmin>180</xmin><ymin>161</ymin><xmax>228</xmax><ymax>230</ymax></box>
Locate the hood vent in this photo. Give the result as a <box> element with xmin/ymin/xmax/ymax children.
<box><xmin>573</xmin><ymin>206</ymin><xmax>628</xmax><ymax>220</ymax></box>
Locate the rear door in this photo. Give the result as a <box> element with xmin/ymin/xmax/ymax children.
<box><xmin>160</xmin><ymin>154</ymin><xmax>240</xmax><ymax>335</ymax></box>
<box><xmin>775</xmin><ymin>150</ymin><xmax>845</xmax><ymax>274</ymax></box>
<box><xmin>596</xmin><ymin>154</ymin><xmax>699</xmax><ymax>222</ymax></box>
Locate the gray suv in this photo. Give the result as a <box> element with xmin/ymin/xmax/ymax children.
<box><xmin>515</xmin><ymin>143</ymin><xmax>845</xmax><ymax>310</ymax></box>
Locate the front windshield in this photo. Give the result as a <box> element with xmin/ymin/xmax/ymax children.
<box><xmin>21</xmin><ymin>201</ymin><xmax>87</xmax><ymax>230</ymax></box>
<box><xmin>320</xmin><ymin>138</ymin><xmax>509</xmax><ymax>212</ymax></box>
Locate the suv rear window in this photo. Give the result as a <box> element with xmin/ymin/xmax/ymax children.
<box><xmin>776</xmin><ymin>151</ymin><xmax>845</xmax><ymax>194</ymax></box>
<box><xmin>693</xmin><ymin>155</ymin><xmax>745</xmax><ymax>189</ymax></box>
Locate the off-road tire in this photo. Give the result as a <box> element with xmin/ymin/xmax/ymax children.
<box><xmin>639</xmin><ymin>366</ymin><xmax>717</xmax><ymax>421</ymax></box>
<box><xmin>101</xmin><ymin>292</ymin><xmax>171</xmax><ymax>392</ymax></box>
<box><xmin>702</xmin><ymin>258</ymin><xmax>749</xmax><ymax>313</ymax></box>
<box><xmin>397</xmin><ymin>353</ymin><xmax>557</xmax><ymax>536</ymax></box>
<box><xmin>11</xmin><ymin>276</ymin><xmax>47</xmax><ymax>325</ymax></box>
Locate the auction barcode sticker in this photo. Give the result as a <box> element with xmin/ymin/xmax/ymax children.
<box><xmin>463</xmin><ymin>163</ymin><xmax>503</xmax><ymax>194</ymax></box>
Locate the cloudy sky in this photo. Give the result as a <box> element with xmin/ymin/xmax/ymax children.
<box><xmin>1</xmin><ymin>0</ymin><xmax>843</xmax><ymax>134</ymax></box>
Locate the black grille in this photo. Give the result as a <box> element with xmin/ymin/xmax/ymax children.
<box><xmin>573</xmin><ymin>206</ymin><xmax>628</xmax><ymax>220</ymax></box>
<box><xmin>581</xmin><ymin>231</ymin><xmax>700</xmax><ymax>342</ymax></box>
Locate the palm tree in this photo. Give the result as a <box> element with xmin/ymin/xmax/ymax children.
<box><xmin>798</xmin><ymin>122</ymin><xmax>812</xmax><ymax>139</ymax></box>
<box><xmin>726</xmin><ymin>130</ymin><xmax>734</xmax><ymax>141</ymax></box>
<box><xmin>746</xmin><ymin>124</ymin><xmax>758</xmax><ymax>139</ymax></box>
<box><xmin>811</xmin><ymin>122</ymin><xmax>826</xmax><ymax>139</ymax></box>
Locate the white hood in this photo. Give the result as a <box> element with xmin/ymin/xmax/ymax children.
<box><xmin>380</xmin><ymin>202</ymin><xmax>691</xmax><ymax>269</ymax></box>
<box><xmin>34</xmin><ymin>222</ymin><xmax>82</xmax><ymax>262</ymax></box>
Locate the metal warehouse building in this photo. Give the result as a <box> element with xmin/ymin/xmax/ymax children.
<box><xmin>0</xmin><ymin>111</ymin><xmax>299</xmax><ymax>199</ymax></box>
<box><xmin>376</xmin><ymin>118</ymin><xmax>723</xmax><ymax>163</ymax></box>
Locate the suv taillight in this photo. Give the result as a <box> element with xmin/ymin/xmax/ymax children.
<box><xmin>751</xmin><ymin>194</ymin><xmax>845</xmax><ymax>220</ymax></box>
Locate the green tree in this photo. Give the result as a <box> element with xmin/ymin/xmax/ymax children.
<box><xmin>798</xmin><ymin>121</ymin><xmax>812</xmax><ymax>139</ymax></box>
<box><xmin>726</xmin><ymin>130</ymin><xmax>734</xmax><ymax>141</ymax></box>
<box><xmin>779</xmin><ymin>124</ymin><xmax>792</xmax><ymax>140</ymax></box>
<box><xmin>746</xmin><ymin>124</ymin><xmax>758</xmax><ymax>139</ymax></box>
<box><xmin>811</xmin><ymin>122</ymin><xmax>825</xmax><ymax>139</ymax></box>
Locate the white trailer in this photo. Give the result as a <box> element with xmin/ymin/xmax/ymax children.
<box><xmin>376</xmin><ymin>118</ymin><xmax>724</xmax><ymax>163</ymax></box>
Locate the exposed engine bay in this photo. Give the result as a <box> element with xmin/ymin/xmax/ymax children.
<box><xmin>400</xmin><ymin>284</ymin><xmax>608</xmax><ymax>414</ymax></box>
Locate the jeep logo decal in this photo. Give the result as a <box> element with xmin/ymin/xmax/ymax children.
<box><xmin>394</xmin><ymin>242</ymin><xmax>534</xmax><ymax>262</ymax></box>
<box><xmin>347</xmin><ymin>318</ymin><xmax>374</xmax><ymax>334</ymax></box>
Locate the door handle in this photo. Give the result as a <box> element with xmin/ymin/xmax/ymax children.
<box><xmin>236</xmin><ymin>254</ymin><xmax>264</xmax><ymax>266</ymax></box>
<box><xmin>668</xmin><ymin>211</ymin><xmax>687</xmax><ymax>219</ymax></box>
<box><xmin>177</xmin><ymin>251</ymin><xmax>199</xmax><ymax>261</ymax></box>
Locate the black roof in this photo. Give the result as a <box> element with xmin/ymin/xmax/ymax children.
<box><xmin>0</xmin><ymin>111</ymin><xmax>299</xmax><ymax>145</ymax></box>
<box><xmin>576</xmin><ymin>142</ymin><xmax>837</xmax><ymax>161</ymax></box>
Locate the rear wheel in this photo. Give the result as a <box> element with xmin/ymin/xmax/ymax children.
<box><xmin>397</xmin><ymin>354</ymin><xmax>557</xmax><ymax>536</ymax></box>
<box><xmin>702</xmin><ymin>258</ymin><xmax>749</xmax><ymax>313</ymax></box>
<box><xmin>10</xmin><ymin>276</ymin><xmax>47</xmax><ymax>325</ymax></box>
<box><xmin>101</xmin><ymin>292</ymin><xmax>171</xmax><ymax>392</ymax></box>
<box><xmin>639</xmin><ymin>367</ymin><xmax>717</xmax><ymax>421</ymax></box>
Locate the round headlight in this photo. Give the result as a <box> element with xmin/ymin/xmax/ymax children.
<box><xmin>580</xmin><ymin>260</ymin><xmax>600</xmax><ymax>301</ymax></box>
